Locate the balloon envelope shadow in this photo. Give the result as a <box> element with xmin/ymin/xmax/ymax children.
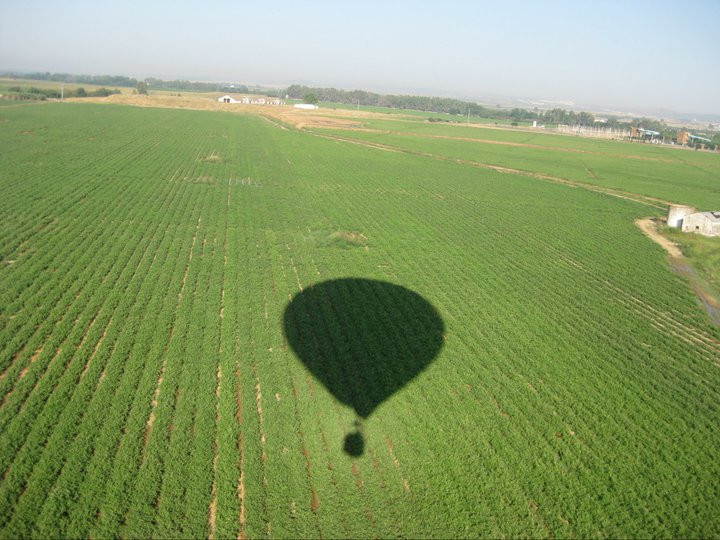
<box><xmin>283</xmin><ymin>278</ymin><xmax>444</xmax><ymax>456</ymax></box>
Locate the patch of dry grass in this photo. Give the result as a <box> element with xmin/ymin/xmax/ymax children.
<box><xmin>201</xmin><ymin>152</ymin><xmax>223</xmax><ymax>163</ymax></box>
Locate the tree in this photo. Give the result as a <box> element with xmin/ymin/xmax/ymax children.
<box><xmin>303</xmin><ymin>92</ymin><xmax>317</xmax><ymax>104</ymax></box>
<box><xmin>136</xmin><ymin>81</ymin><xmax>148</xmax><ymax>95</ymax></box>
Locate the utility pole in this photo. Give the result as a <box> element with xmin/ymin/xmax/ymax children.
<box><xmin>467</xmin><ymin>105</ymin><xmax>470</xmax><ymax>124</ymax></box>
<box><xmin>61</xmin><ymin>83</ymin><xmax>64</xmax><ymax>101</ymax></box>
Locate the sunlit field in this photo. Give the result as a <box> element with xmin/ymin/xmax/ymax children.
<box><xmin>1</xmin><ymin>102</ymin><xmax>719</xmax><ymax>538</ymax></box>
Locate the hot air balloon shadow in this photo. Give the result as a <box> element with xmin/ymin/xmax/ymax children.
<box><xmin>283</xmin><ymin>278</ymin><xmax>444</xmax><ymax>456</ymax></box>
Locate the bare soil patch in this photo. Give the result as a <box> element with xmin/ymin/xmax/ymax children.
<box><xmin>635</xmin><ymin>219</ymin><xmax>682</xmax><ymax>258</ymax></box>
<box><xmin>71</xmin><ymin>93</ymin><xmax>391</xmax><ymax>129</ymax></box>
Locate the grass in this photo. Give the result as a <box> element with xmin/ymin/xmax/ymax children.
<box><xmin>664</xmin><ymin>227</ymin><xmax>720</xmax><ymax>294</ymax></box>
<box><xmin>0</xmin><ymin>102</ymin><xmax>719</xmax><ymax>538</ymax></box>
<box><xmin>311</xmin><ymin>121</ymin><xmax>720</xmax><ymax>208</ymax></box>
<box><xmin>0</xmin><ymin>77</ymin><xmax>218</xmax><ymax>101</ymax></box>
<box><xmin>314</xmin><ymin>99</ymin><xmax>522</xmax><ymax>125</ymax></box>
<box><xmin>0</xmin><ymin>77</ymin><xmax>131</xmax><ymax>95</ymax></box>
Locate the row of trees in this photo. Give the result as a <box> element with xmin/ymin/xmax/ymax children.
<box><xmin>285</xmin><ymin>84</ymin><xmax>692</xmax><ymax>133</ymax></box>
<box><xmin>286</xmin><ymin>85</ymin><xmax>614</xmax><ymax>126</ymax></box>
<box><xmin>143</xmin><ymin>77</ymin><xmax>248</xmax><ymax>93</ymax></box>
<box><xmin>142</xmin><ymin>78</ymin><xmax>271</xmax><ymax>95</ymax></box>
<box><xmin>508</xmin><ymin>107</ymin><xmax>595</xmax><ymax>126</ymax></box>
<box><xmin>285</xmin><ymin>85</ymin><xmax>488</xmax><ymax>116</ymax></box>
<box><xmin>1</xmin><ymin>72</ymin><xmax>279</xmax><ymax>96</ymax></box>
<box><xmin>4</xmin><ymin>85</ymin><xmax>120</xmax><ymax>100</ymax></box>
<box><xmin>5</xmin><ymin>72</ymin><xmax>139</xmax><ymax>87</ymax></box>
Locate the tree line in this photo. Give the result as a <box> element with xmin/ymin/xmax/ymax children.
<box><xmin>284</xmin><ymin>84</ymin><xmax>691</xmax><ymax>134</ymax></box>
<box><xmin>3</xmin><ymin>85</ymin><xmax>120</xmax><ymax>100</ymax></box>
<box><xmin>2</xmin><ymin>72</ymin><xmax>713</xmax><ymax>144</ymax></box>
<box><xmin>285</xmin><ymin>84</ymin><xmax>490</xmax><ymax>117</ymax></box>
<box><xmin>1</xmin><ymin>72</ymin><xmax>277</xmax><ymax>95</ymax></box>
<box><xmin>4</xmin><ymin>72</ymin><xmax>139</xmax><ymax>87</ymax></box>
<box><xmin>141</xmin><ymin>78</ymin><xmax>271</xmax><ymax>95</ymax></box>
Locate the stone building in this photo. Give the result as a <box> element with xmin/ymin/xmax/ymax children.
<box><xmin>667</xmin><ymin>205</ymin><xmax>695</xmax><ymax>228</ymax></box>
<box><xmin>681</xmin><ymin>212</ymin><xmax>720</xmax><ymax>237</ymax></box>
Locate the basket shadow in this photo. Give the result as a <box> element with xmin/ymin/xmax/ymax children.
<box><xmin>283</xmin><ymin>278</ymin><xmax>445</xmax><ymax>455</ymax></box>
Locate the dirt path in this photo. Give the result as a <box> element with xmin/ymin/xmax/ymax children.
<box><xmin>308</xmin><ymin>130</ymin><xmax>670</xmax><ymax>209</ymax></box>
<box><xmin>69</xmin><ymin>96</ymin><xmax>715</xmax><ymax>328</ymax></box>
<box><xmin>301</xmin><ymin>127</ymin><xmax>719</xmax><ymax>327</ymax></box>
<box><xmin>635</xmin><ymin>219</ymin><xmax>720</xmax><ymax>326</ymax></box>
<box><xmin>635</xmin><ymin>219</ymin><xmax>683</xmax><ymax>257</ymax></box>
<box><xmin>383</xmin><ymin>131</ymin><xmax>679</xmax><ymax>163</ymax></box>
<box><xmin>256</xmin><ymin>117</ymin><xmax>719</xmax><ymax>329</ymax></box>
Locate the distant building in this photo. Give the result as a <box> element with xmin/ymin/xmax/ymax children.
<box><xmin>294</xmin><ymin>103</ymin><xmax>319</xmax><ymax>110</ymax></box>
<box><xmin>631</xmin><ymin>126</ymin><xmax>660</xmax><ymax>140</ymax></box>
<box><xmin>677</xmin><ymin>131</ymin><xmax>691</xmax><ymax>145</ymax></box>
<box><xmin>676</xmin><ymin>131</ymin><xmax>712</xmax><ymax>146</ymax></box>
<box><xmin>681</xmin><ymin>212</ymin><xmax>720</xmax><ymax>237</ymax></box>
<box><xmin>667</xmin><ymin>205</ymin><xmax>696</xmax><ymax>228</ymax></box>
<box><xmin>218</xmin><ymin>95</ymin><xmax>284</xmax><ymax>106</ymax></box>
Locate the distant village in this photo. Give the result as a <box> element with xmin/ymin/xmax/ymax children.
<box><xmin>217</xmin><ymin>94</ymin><xmax>320</xmax><ymax>110</ymax></box>
<box><xmin>552</xmin><ymin>124</ymin><xmax>714</xmax><ymax>148</ymax></box>
<box><xmin>217</xmin><ymin>95</ymin><xmax>284</xmax><ymax>105</ymax></box>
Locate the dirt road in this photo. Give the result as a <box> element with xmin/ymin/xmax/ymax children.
<box><xmin>635</xmin><ymin>219</ymin><xmax>683</xmax><ymax>257</ymax></box>
<box><xmin>635</xmin><ymin>219</ymin><xmax>720</xmax><ymax>326</ymax></box>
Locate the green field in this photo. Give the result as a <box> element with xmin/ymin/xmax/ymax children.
<box><xmin>664</xmin><ymin>227</ymin><xmax>720</xmax><ymax>295</ymax></box>
<box><xmin>313</xmin><ymin>121</ymin><xmax>720</xmax><ymax>209</ymax></box>
<box><xmin>1</xmin><ymin>102</ymin><xmax>720</xmax><ymax>538</ymax></box>
<box><xmin>314</xmin><ymin>100</ymin><xmax>520</xmax><ymax>125</ymax></box>
<box><xmin>0</xmin><ymin>77</ymin><xmax>131</xmax><ymax>95</ymax></box>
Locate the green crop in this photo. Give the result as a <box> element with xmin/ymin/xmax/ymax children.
<box><xmin>313</xmin><ymin>119</ymin><xmax>720</xmax><ymax>209</ymax></box>
<box><xmin>0</xmin><ymin>102</ymin><xmax>719</xmax><ymax>538</ymax></box>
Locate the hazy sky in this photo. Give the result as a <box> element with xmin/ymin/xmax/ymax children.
<box><xmin>1</xmin><ymin>0</ymin><xmax>718</xmax><ymax>114</ymax></box>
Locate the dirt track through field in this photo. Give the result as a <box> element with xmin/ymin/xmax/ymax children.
<box><xmin>261</xmin><ymin>111</ymin><xmax>719</xmax><ymax>331</ymax></box>
<box><xmin>635</xmin><ymin>219</ymin><xmax>720</xmax><ymax>327</ymax></box>
<box><xmin>636</xmin><ymin>219</ymin><xmax>683</xmax><ymax>258</ymax></box>
<box><xmin>270</xmin><ymin>120</ymin><xmax>717</xmax><ymax>329</ymax></box>
<box><xmin>305</xmin><ymin>130</ymin><xmax>670</xmax><ymax>209</ymax></box>
<box><xmin>355</xmin><ymin>130</ymin><xmax>680</xmax><ymax>163</ymax></box>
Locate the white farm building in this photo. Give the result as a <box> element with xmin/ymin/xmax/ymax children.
<box><xmin>218</xmin><ymin>95</ymin><xmax>285</xmax><ymax>105</ymax></box>
<box><xmin>667</xmin><ymin>205</ymin><xmax>720</xmax><ymax>237</ymax></box>
<box><xmin>294</xmin><ymin>103</ymin><xmax>319</xmax><ymax>110</ymax></box>
<box><xmin>681</xmin><ymin>212</ymin><xmax>720</xmax><ymax>237</ymax></box>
